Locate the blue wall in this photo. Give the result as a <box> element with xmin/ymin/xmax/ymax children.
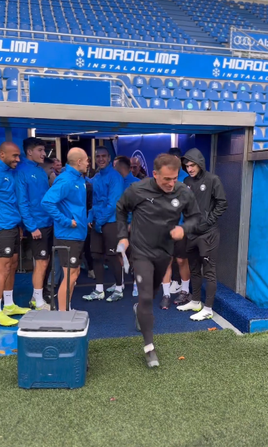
<box><xmin>247</xmin><ymin>161</ymin><xmax>268</xmax><ymax>307</ymax></box>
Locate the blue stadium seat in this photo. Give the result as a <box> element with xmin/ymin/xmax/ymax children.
<box><xmin>255</xmin><ymin>114</ymin><xmax>263</xmax><ymax>126</ymax></box>
<box><xmin>3</xmin><ymin>67</ymin><xmax>19</xmax><ymax>80</ymax></box>
<box><xmin>116</xmin><ymin>75</ymin><xmax>131</xmax><ymax>88</ymax></box>
<box><xmin>217</xmin><ymin>100</ymin><xmax>233</xmax><ymax>111</ymax></box>
<box><xmin>6</xmin><ymin>78</ymin><xmax>19</xmax><ymax>90</ymax></box>
<box><xmin>189</xmin><ymin>89</ymin><xmax>203</xmax><ymax>100</ymax></box>
<box><xmin>7</xmin><ymin>90</ymin><xmax>18</xmax><ymax>101</ymax></box>
<box><xmin>253</xmin><ymin>143</ymin><xmax>261</xmax><ymax>150</ymax></box>
<box><xmin>179</xmin><ymin>79</ymin><xmax>193</xmax><ymax>90</ymax></box>
<box><xmin>208</xmin><ymin>81</ymin><xmax>222</xmax><ymax>91</ymax></box>
<box><xmin>201</xmin><ymin>100</ymin><xmax>216</xmax><ymax>111</ymax></box>
<box><xmin>135</xmin><ymin>97</ymin><xmax>148</xmax><ymax>108</ymax></box>
<box><xmin>167</xmin><ymin>98</ymin><xmax>182</xmax><ymax>110</ymax></box>
<box><xmin>64</xmin><ymin>71</ymin><xmax>78</xmax><ymax>77</ymax></box>
<box><xmin>237</xmin><ymin>83</ymin><xmax>250</xmax><ymax>93</ymax></box>
<box><xmin>223</xmin><ymin>82</ymin><xmax>237</xmax><ymax>92</ymax></box>
<box><xmin>220</xmin><ymin>90</ymin><xmax>235</xmax><ymax>101</ymax></box>
<box><xmin>251</xmin><ymin>84</ymin><xmax>264</xmax><ymax>93</ymax></box>
<box><xmin>174</xmin><ymin>88</ymin><xmax>188</xmax><ymax>100</ymax></box>
<box><xmin>252</xmin><ymin>92</ymin><xmax>266</xmax><ymax>103</ymax></box>
<box><xmin>205</xmin><ymin>90</ymin><xmax>219</xmax><ymax>101</ymax></box>
<box><xmin>263</xmin><ymin>143</ymin><xmax>268</xmax><ymax>149</ymax></box>
<box><xmin>164</xmin><ymin>78</ymin><xmax>178</xmax><ymax>90</ymax></box>
<box><xmin>0</xmin><ymin>91</ymin><xmax>3</xmax><ymax>101</ymax></box>
<box><xmin>249</xmin><ymin>102</ymin><xmax>264</xmax><ymax>114</ymax></box>
<box><xmin>237</xmin><ymin>91</ymin><xmax>251</xmax><ymax>102</ymax></box>
<box><xmin>82</xmin><ymin>73</ymin><xmax>96</xmax><ymax>77</ymax></box>
<box><xmin>194</xmin><ymin>80</ymin><xmax>207</xmax><ymax>91</ymax></box>
<box><xmin>23</xmin><ymin>69</ymin><xmax>40</xmax><ymax>80</ymax></box>
<box><xmin>44</xmin><ymin>70</ymin><xmax>59</xmax><ymax>77</ymax></box>
<box><xmin>141</xmin><ymin>86</ymin><xmax>155</xmax><ymax>99</ymax></box>
<box><xmin>133</xmin><ymin>76</ymin><xmax>147</xmax><ymax>87</ymax></box>
<box><xmin>150</xmin><ymin>97</ymin><xmax>166</xmax><ymax>109</ymax></box>
<box><xmin>127</xmin><ymin>86</ymin><xmax>140</xmax><ymax>98</ymax></box>
<box><xmin>149</xmin><ymin>77</ymin><xmax>163</xmax><ymax>89</ymax></box>
<box><xmin>157</xmin><ymin>87</ymin><xmax>171</xmax><ymax>99</ymax></box>
<box><xmin>184</xmin><ymin>99</ymin><xmax>199</xmax><ymax>110</ymax></box>
<box><xmin>254</xmin><ymin>127</ymin><xmax>266</xmax><ymax>141</ymax></box>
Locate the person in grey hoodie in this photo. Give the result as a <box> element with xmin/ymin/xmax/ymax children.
<box><xmin>176</xmin><ymin>148</ymin><xmax>227</xmax><ymax>321</ymax></box>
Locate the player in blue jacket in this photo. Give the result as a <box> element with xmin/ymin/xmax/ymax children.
<box><xmin>160</xmin><ymin>147</ymin><xmax>192</xmax><ymax>310</ymax></box>
<box><xmin>83</xmin><ymin>146</ymin><xmax>124</xmax><ymax>303</ymax></box>
<box><xmin>42</xmin><ymin>148</ymin><xmax>89</xmax><ymax>311</ymax></box>
<box><xmin>0</xmin><ymin>142</ymin><xmax>31</xmax><ymax>327</ymax></box>
<box><xmin>15</xmin><ymin>138</ymin><xmax>53</xmax><ymax>311</ymax></box>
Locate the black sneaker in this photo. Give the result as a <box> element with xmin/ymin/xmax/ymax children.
<box><xmin>145</xmin><ymin>349</ymin><xmax>159</xmax><ymax>368</ymax></box>
<box><xmin>160</xmin><ymin>295</ymin><xmax>172</xmax><ymax>310</ymax></box>
<box><xmin>133</xmin><ymin>303</ymin><xmax>141</xmax><ymax>332</ymax></box>
<box><xmin>173</xmin><ymin>291</ymin><xmax>191</xmax><ymax>306</ymax></box>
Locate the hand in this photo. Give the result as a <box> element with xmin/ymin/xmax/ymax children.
<box><xmin>118</xmin><ymin>238</ymin><xmax>129</xmax><ymax>251</ymax></box>
<box><xmin>170</xmin><ymin>226</ymin><xmax>184</xmax><ymax>241</ymax></box>
<box><xmin>32</xmin><ymin>229</ymin><xmax>42</xmax><ymax>239</ymax></box>
<box><xmin>88</xmin><ymin>222</ymin><xmax>92</xmax><ymax>229</ymax></box>
<box><xmin>71</xmin><ymin>220</ymin><xmax>77</xmax><ymax>228</ymax></box>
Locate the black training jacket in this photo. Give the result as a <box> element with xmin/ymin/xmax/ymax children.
<box><xmin>116</xmin><ymin>177</ymin><xmax>201</xmax><ymax>259</ymax></box>
<box><xmin>182</xmin><ymin>148</ymin><xmax>228</xmax><ymax>237</ymax></box>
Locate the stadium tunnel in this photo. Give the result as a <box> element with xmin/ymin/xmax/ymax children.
<box><xmin>0</xmin><ymin>102</ymin><xmax>257</xmax><ymax>315</ymax></box>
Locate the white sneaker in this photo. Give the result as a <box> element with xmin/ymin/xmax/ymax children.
<box><xmin>190</xmin><ymin>308</ymin><xmax>213</xmax><ymax>321</ymax></box>
<box><xmin>36</xmin><ymin>302</ymin><xmax>51</xmax><ymax>311</ymax></box>
<box><xmin>106</xmin><ymin>283</ymin><xmax>125</xmax><ymax>293</ymax></box>
<box><xmin>132</xmin><ymin>284</ymin><xmax>138</xmax><ymax>297</ymax></box>
<box><xmin>176</xmin><ymin>300</ymin><xmax>202</xmax><ymax>312</ymax></box>
<box><xmin>170</xmin><ymin>281</ymin><xmax>182</xmax><ymax>295</ymax></box>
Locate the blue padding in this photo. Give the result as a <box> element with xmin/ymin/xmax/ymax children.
<box><xmin>247</xmin><ymin>161</ymin><xmax>268</xmax><ymax>308</ymax></box>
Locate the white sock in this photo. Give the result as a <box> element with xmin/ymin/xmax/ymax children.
<box><xmin>115</xmin><ymin>285</ymin><xmax>123</xmax><ymax>293</ymax></box>
<box><xmin>33</xmin><ymin>289</ymin><xmax>45</xmax><ymax>307</ymax></box>
<box><xmin>204</xmin><ymin>306</ymin><xmax>213</xmax><ymax>314</ymax></box>
<box><xmin>96</xmin><ymin>284</ymin><xmax>104</xmax><ymax>293</ymax></box>
<box><xmin>162</xmin><ymin>282</ymin><xmax>170</xmax><ymax>297</ymax></box>
<box><xmin>144</xmin><ymin>343</ymin><xmax>155</xmax><ymax>353</ymax></box>
<box><xmin>192</xmin><ymin>300</ymin><xmax>200</xmax><ymax>305</ymax></box>
<box><xmin>181</xmin><ymin>280</ymin><xmax>190</xmax><ymax>293</ymax></box>
<box><xmin>3</xmin><ymin>290</ymin><xmax>14</xmax><ymax>306</ymax></box>
<box><xmin>69</xmin><ymin>303</ymin><xmax>72</xmax><ymax>311</ymax></box>
<box><xmin>133</xmin><ymin>281</ymin><xmax>137</xmax><ymax>288</ymax></box>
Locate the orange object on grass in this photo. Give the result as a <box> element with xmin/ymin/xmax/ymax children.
<box><xmin>178</xmin><ymin>356</ymin><xmax>185</xmax><ymax>360</ymax></box>
<box><xmin>208</xmin><ymin>327</ymin><xmax>217</xmax><ymax>331</ymax></box>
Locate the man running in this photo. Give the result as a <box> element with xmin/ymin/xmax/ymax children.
<box><xmin>117</xmin><ymin>153</ymin><xmax>200</xmax><ymax>367</ymax></box>
<box><xmin>177</xmin><ymin>148</ymin><xmax>227</xmax><ymax>321</ymax></box>
<box><xmin>0</xmin><ymin>142</ymin><xmax>30</xmax><ymax>326</ymax></box>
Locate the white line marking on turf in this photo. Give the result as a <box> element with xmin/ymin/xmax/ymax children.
<box><xmin>212</xmin><ymin>311</ymin><xmax>243</xmax><ymax>335</ymax></box>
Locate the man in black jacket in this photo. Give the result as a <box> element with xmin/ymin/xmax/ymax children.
<box><xmin>117</xmin><ymin>154</ymin><xmax>201</xmax><ymax>368</ymax></box>
<box><xmin>177</xmin><ymin>148</ymin><xmax>228</xmax><ymax>321</ymax></box>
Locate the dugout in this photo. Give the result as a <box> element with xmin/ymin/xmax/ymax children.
<box><xmin>0</xmin><ymin>102</ymin><xmax>256</xmax><ymax>299</ymax></box>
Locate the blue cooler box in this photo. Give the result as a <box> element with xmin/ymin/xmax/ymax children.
<box><xmin>17</xmin><ymin>310</ymin><xmax>90</xmax><ymax>389</ymax></box>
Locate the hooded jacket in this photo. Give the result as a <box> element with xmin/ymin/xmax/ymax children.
<box><xmin>182</xmin><ymin>148</ymin><xmax>227</xmax><ymax>237</ymax></box>
<box><xmin>87</xmin><ymin>163</ymin><xmax>124</xmax><ymax>232</ymax></box>
<box><xmin>0</xmin><ymin>160</ymin><xmax>21</xmax><ymax>230</ymax></box>
<box><xmin>41</xmin><ymin>164</ymin><xmax>87</xmax><ymax>241</ymax></box>
<box><xmin>117</xmin><ymin>177</ymin><xmax>201</xmax><ymax>259</ymax></box>
<box><xmin>14</xmin><ymin>158</ymin><xmax>52</xmax><ymax>232</ymax></box>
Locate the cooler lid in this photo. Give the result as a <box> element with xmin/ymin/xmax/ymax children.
<box><xmin>18</xmin><ymin>310</ymin><xmax>89</xmax><ymax>332</ymax></box>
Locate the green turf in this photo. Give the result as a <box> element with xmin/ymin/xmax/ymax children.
<box><xmin>1</xmin><ymin>330</ymin><xmax>268</xmax><ymax>447</ymax></box>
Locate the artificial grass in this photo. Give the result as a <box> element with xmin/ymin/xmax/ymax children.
<box><xmin>1</xmin><ymin>330</ymin><xmax>268</xmax><ymax>447</ymax></box>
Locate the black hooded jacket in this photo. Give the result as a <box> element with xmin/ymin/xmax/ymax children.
<box><xmin>182</xmin><ymin>148</ymin><xmax>227</xmax><ymax>237</ymax></box>
<box><xmin>117</xmin><ymin>177</ymin><xmax>201</xmax><ymax>259</ymax></box>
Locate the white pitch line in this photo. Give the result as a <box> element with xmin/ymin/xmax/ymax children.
<box><xmin>212</xmin><ymin>311</ymin><xmax>243</xmax><ymax>335</ymax></box>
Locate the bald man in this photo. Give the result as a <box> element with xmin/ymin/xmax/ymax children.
<box><xmin>130</xmin><ymin>157</ymin><xmax>146</xmax><ymax>180</ymax></box>
<box><xmin>0</xmin><ymin>142</ymin><xmax>30</xmax><ymax>327</ymax></box>
<box><xmin>15</xmin><ymin>137</ymin><xmax>52</xmax><ymax>311</ymax></box>
<box><xmin>42</xmin><ymin>148</ymin><xmax>89</xmax><ymax>311</ymax></box>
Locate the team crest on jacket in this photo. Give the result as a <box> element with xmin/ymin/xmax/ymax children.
<box><xmin>171</xmin><ymin>198</ymin><xmax>180</xmax><ymax>207</ymax></box>
<box><xmin>200</xmin><ymin>184</ymin><xmax>206</xmax><ymax>191</ymax></box>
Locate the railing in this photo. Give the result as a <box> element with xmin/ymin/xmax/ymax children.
<box><xmin>0</xmin><ymin>27</ymin><xmax>231</xmax><ymax>56</ymax></box>
<box><xmin>230</xmin><ymin>26</ymin><xmax>268</xmax><ymax>59</ymax></box>
<box><xmin>18</xmin><ymin>71</ymin><xmax>141</xmax><ymax>107</ymax></box>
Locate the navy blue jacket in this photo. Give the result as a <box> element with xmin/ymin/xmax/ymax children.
<box><xmin>41</xmin><ymin>164</ymin><xmax>87</xmax><ymax>241</ymax></box>
<box><xmin>0</xmin><ymin>160</ymin><xmax>21</xmax><ymax>230</ymax></box>
<box><xmin>88</xmin><ymin>163</ymin><xmax>124</xmax><ymax>232</ymax></box>
<box><xmin>14</xmin><ymin>158</ymin><xmax>52</xmax><ymax>232</ymax></box>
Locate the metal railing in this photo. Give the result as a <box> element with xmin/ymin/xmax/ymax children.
<box><xmin>18</xmin><ymin>71</ymin><xmax>141</xmax><ymax>107</ymax></box>
<box><xmin>0</xmin><ymin>27</ymin><xmax>231</xmax><ymax>56</ymax></box>
<box><xmin>230</xmin><ymin>26</ymin><xmax>268</xmax><ymax>58</ymax></box>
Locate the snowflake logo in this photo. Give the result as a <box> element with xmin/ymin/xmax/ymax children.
<box><xmin>212</xmin><ymin>68</ymin><xmax>220</xmax><ymax>77</ymax></box>
<box><xmin>76</xmin><ymin>58</ymin><xmax>85</xmax><ymax>68</ymax></box>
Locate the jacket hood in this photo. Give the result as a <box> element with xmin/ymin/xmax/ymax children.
<box><xmin>182</xmin><ymin>148</ymin><xmax>206</xmax><ymax>172</ymax></box>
